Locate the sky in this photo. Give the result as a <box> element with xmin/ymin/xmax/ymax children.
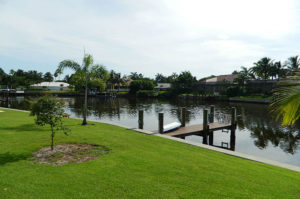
<box><xmin>0</xmin><ymin>0</ymin><xmax>300</xmax><ymax>79</ymax></box>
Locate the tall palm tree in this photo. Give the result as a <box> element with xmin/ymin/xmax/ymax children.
<box><xmin>55</xmin><ymin>54</ymin><xmax>108</xmax><ymax>125</ymax></box>
<box><xmin>251</xmin><ymin>57</ymin><xmax>273</xmax><ymax>80</ymax></box>
<box><xmin>270</xmin><ymin>71</ymin><xmax>300</xmax><ymax>126</ymax></box>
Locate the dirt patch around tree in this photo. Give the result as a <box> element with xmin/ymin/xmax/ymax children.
<box><xmin>33</xmin><ymin>144</ymin><xmax>109</xmax><ymax>165</ymax></box>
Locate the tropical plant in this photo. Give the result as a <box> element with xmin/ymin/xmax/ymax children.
<box><xmin>54</xmin><ymin>54</ymin><xmax>109</xmax><ymax>125</ymax></box>
<box><xmin>270</xmin><ymin>71</ymin><xmax>300</xmax><ymax>126</ymax></box>
<box><xmin>234</xmin><ymin>66</ymin><xmax>253</xmax><ymax>86</ymax></box>
<box><xmin>251</xmin><ymin>57</ymin><xmax>273</xmax><ymax>80</ymax></box>
<box><xmin>30</xmin><ymin>95</ymin><xmax>70</xmax><ymax>150</ymax></box>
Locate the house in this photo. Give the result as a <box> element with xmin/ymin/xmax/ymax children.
<box><xmin>30</xmin><ymin>82</ymin><xmax>70</xmax><ymax>91</ymax></box>
<box><xmin>155</xmin><ymin>83</ymin><xmax>171</xmax><ymax>91</ymax></box>
<box><xmin>205</xmin><ymin>74</ymin><xmax>238</xmax><ymax>83</ymax></box>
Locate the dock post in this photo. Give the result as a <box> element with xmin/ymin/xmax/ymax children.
<box><xmin>209</xmin><ymin>105</ymin><xmax>214</xmax><ymax>123</ymax></box>
<box><xmin>181</xmin><ymin>107</ymin><xmax>186</xmax><ymax>127</ymax></box>
<box><xmin>138</xmin><ymin>110</ymin><xmax>144</xmax><ymax>129</ymax></box>
<box><xmin>159</xmin><ymin>113</ymin><xmax>164</xmax><ymax>134</ymax></box>
<box><xmin>209</xmin><ymin>105</ymin><xmax>214</xmax><ymax>145</ymax></box>
<box><xmin>203</xmin><ymin>109</ymin><xmax>208</xmax><ymax>145</ymax></box>
<box><xmin>230</xmin><ymin>107</ymin><xmax>236</xmax><ymax>150</ymax></box>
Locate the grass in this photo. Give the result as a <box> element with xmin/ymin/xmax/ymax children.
<box><xmin>0</xmin><ymin>109</ymin><xmax>300</xmax><ymax>199</ymax></box>
<box><xmin>235</xmin><ymin>95</ymin><xmax>272</xmax><ymax>99</ymax></box>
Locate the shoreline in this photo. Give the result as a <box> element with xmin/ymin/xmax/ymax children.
<box><xmin>0</xmin><ymin>106</ymin><xmax>298</xmax><ymax>172</ymax></box>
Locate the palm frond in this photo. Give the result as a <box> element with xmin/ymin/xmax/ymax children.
<box><xmin>54</xmin><ymin>60</ymin><xmax>81</xmax><ymax>76</ymax></box>
<box><xmin>270</xmin><ymin>72</ymin><xmax>300</xmax><ymax>126</ymax></box>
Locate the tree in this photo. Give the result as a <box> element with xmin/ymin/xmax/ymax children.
<box><xmin>172</xmin><ymin>71</ymin><xmax>197</xmax><ymax>94</ymax></box>
<box><xmin>286</xmin><ymin>56</ymin><xmax>300</xmax><ymax>71</ymax></box>
<box><xmin>234</xmin><ymin>66</ymin><xmax>253</xmax><ymax>86</ymax></box>
<box><xmin>55</xmin><ymin>54</ymin><xmax>108</xmax><ymax>125</ymax></box>
<box><xmin>30</xmin><ymin>95</ymin><xmax>70</xmax><ymax>150</ymax></box>
<box><xmin>155</xmin><ymin>73</ymin><xmax>167</xmax><ymax>83</ymax></box>
<box><xmin>129</xmin><ymin>72</ymin><xmax>143</xmax><ymax>80</ymax></box>
<box><xmin>251</xmin><ymin>57</ymin><xmax>273</xmax><ymax>80</ymax></box>
<box><xmin>129</xmin><ymin>79</ymin><xmax>155</xmax><ymax>94</ymax></box>
<box><xmin>44</xmin><ymin>72</ymin><xmax>54</xmax><ymax>82</ymax></box>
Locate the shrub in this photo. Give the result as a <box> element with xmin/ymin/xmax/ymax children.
<box><xmin>129</xmin><ymin>80</ymin><xmax>155</xmax><ymax>94</ymax></box>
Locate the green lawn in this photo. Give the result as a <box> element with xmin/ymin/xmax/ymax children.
<box><xmin>0</xmin><ymin>108</ymin><xmax>299</xmax><ymax>199</ymax></box>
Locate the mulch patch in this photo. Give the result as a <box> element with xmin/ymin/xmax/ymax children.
<box><xmin>33</xmin><ymin>144</ymin><xmax>109</xmax><ymax>165</ymax></box>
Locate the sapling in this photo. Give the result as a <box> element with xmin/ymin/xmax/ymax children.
<box><xmin>30</xmin><ymin>95</ymin><xmax>70</xmax><ymax>150</ymax></box>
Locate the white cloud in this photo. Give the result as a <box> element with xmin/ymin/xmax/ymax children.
<box><xmin>0</xmin><ymin>0</ymin><xmax>299</xmax><ymax>78</ymax></box>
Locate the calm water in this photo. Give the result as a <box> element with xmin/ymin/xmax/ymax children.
<box><xmin>2</xmin><ymin>96</ymin><xmax>300</xmax><ymax>166</ymax></box>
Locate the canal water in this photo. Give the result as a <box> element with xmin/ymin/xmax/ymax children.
<box><xmin>2</xmin><ymin>96</ymin><xmax>300</xmax><ymax>166</ymax></box>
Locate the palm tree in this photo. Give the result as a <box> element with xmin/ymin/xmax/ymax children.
<box><xmin>251</xmin><ymin>57</ymin><xmax>273</xmax><ymax>80</ymax></box>
<box><xmin>234</xmin><ymin>66</ymin><xmax>253</xmax><ymax>86</ymax></box>
<box><xmin>55</xmin><ymin>54</ymin><xmax>108</xmax><ymax>125</ymax></box>
<box><xmin>270</xmin><ymin>71</ymin><xmax>300</xmax><ymax>126</ymax></box>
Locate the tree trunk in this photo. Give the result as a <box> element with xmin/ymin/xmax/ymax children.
<box><xmin>51</xmin><ymin>126</ymin><xmax>54</xmax><ymax>150</ymax></box>
<box><xmin>82</xmin><ymin>72</ymin><xmax>88</xmax><ymax>125</ymax></box>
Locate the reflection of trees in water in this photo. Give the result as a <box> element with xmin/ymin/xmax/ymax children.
<box><xmin>235</xmin><ymin>103</ymin><xmax>300</xmax><ymax>154</ymax></box>
<box><xmin>5</xmin><ymin>97</ymin><xmax>300</xmax><ymax>154</ymax></box>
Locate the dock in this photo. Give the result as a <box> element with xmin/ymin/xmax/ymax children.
<box><xmin>164</xmin><ymin>122</ymin><xmax>232</xmax><ymax>138</ymax></box>
<box><xmin>138</xmin><ymin>106</ymin><xmax>237</xmax><ymax>149</ymax></box>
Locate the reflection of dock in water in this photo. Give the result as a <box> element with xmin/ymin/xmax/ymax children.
<box><xmin>146</xmin><ymin>106</ymin><xmax>237</xmax><ymax>150</ymax></box>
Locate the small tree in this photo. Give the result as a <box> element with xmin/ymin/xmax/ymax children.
<box><xmin>30</xmin><ymin>95</ymin><xmax>70</xmax><ymax>150</ymax></box>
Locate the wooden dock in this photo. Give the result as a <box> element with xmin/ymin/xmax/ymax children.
<box><xmin>164</xmin><ymin>122</ymin><xmax>232</xmax><ymax>138</ymax></box>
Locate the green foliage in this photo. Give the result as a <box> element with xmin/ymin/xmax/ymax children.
<box><xmin>171</xmin><ymin>71</ymin><xmax>197</xmax><ymax>94</ymax></box>
<box><xmin>30</xmin><ymin>95</ymin><xmax>70</xmax><ymax>150</ymax></box>
<box><xmin>1</xmin><ymin>109</ymin><xmax>300</xmax><ymax>198</ymax></box>
<box><xmin>226</xmin><ymin>86</ymin><xmax>246</xmax><ymax>97</ymax></box>
<box><xmin>270</xmin><ymin>71</ymin><xmax>300</xmax><ymax>126</ymax></box>
<box><xmin>129</xmin><ymin>79</ymin><xmax>154</xmax><ymax>94</ymax></box>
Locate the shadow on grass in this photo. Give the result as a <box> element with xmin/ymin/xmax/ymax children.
<box><xmin>0</xmin><ymin>123</ymin><xmax>46</xmax><ymax>132</ymax></box>
<box><xmin>0</xmin><ymin>152</ymin><xmax>30</xmax><ymax>165</ymax></box>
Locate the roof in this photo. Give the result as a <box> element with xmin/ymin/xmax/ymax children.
<box><xmin>155</xmin><ymin>83</ymin><xmax>171</xmax><ymax>89</ymax></box>
<box><xmin>31</xmin><ymin>82</ymin><xmax>70</xmax><ymax>87</ymax></box>
<box><xmin>205</xmin><ymin>74</ymin><xmax>237</xmax><ymax>83</ymax></box>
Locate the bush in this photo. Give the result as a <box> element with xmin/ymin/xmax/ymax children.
<box><xmin>129</xmin><ymin>80</ymin><xmax>155</xmax><ymax>94</ymax></box>
<box><xmin>226</xmin><ymin>86</ymin><xmax>247</xmax><ymax>97</ymax></box>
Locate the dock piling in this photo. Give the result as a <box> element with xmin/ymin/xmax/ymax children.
<box><xmin>138</xmin><ymin>110</ymin><xmax>144</xmax><ymax>129</ymax></box>
<box><xmin>203</xmin><ymin>109</ymin><xmax>208</xmax><ymax>144</ymax></box>
<box><xmin>159</xmin><ymin>113</ymin><xmax>164</xmax><ymax>134</ymax></box>
<box><xmin>181</xmin><ymin>107</ymin><xmax>186</xmax><ymax>127</ymax></box>
<box><xmin>230</xmin><ymin>107</ymin><xmax>237</xmax><ymax>150</ymax></box>
<box><xmin>209</xmin><ymin>105</ymin><xmax>214</xmax><ymax>123</ymax></box>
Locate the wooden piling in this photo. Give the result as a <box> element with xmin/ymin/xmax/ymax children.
<box><xmin>181</xmin><ymin>107</ymin><xmax>186</xmax><ymax>127</ymax></box>
<box><xmin>209</xmin><ymin>105</ymin><xmax>214</xmax><ymax>123</ymax></box>
<box><xmin>138</xmin><ymin>110</ymin><xmax>144</xmax><ymax>129</ymax></box>
<box><xmin>230</xmin><ymin>107</ymin><xmax>236</xmax><ymax>150</ymax></box>
<box><xmin>159</xmin><ymin>113</ymin><xmax>164</xmax><ymax>134</ymax></box>
<box><xmin>231</xmin><ymin>107</ymin><xmax>236</xmax><ymax>127</ymax></box>
<box><xmin>203</xmin><ymin>109</ymin><xmax>208</xmax><ymax>144</ymax></box>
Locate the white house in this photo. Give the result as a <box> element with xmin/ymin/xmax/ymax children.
<box><xmin>155</xmin><ymin>83</ymin><xmax>171</xmax><ymax>91</ymax></box>
<box><xmin>30</xmin><ymin>82</ymin><xmax>70</xmax><ymax>91</ymax></box>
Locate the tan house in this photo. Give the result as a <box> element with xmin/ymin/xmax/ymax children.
<box><xmin>205</xmin><ymin>74</ymin><xmax>238</xmax><ymax>83</ymax></box>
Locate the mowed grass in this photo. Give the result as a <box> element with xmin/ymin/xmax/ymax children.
<box><xmin>0</xmin><ymin>109</ymin><xmax>299</xmax><ymax>199</ymax></box>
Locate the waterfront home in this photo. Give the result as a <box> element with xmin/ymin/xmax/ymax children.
<box><xmin>30</xmin><ymin>82</ymin><xmax>70</xmax><ymax>91</ymax></box>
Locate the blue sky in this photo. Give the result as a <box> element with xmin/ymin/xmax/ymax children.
<box><xmin>0</xmin><ymin>0</ymin><xmax>300</xmax><ymax>78</ymax></box>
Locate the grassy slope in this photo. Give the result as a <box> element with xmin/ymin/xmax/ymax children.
<box><xmin>0</xmin><ymin>109</ymin><xmax>299</xmax><ymax>199</ymax></box>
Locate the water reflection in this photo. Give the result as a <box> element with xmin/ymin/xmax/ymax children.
<box><xmin>236</xmin><ymin>103</ymin><xmax>300</xmax><ymax>154</ymax></box>
<box><xmin>1</xmin><ymin>96</ymin><xmax>300</xmax><ymax>166</ymax></box>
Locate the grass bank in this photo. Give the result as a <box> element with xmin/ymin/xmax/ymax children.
<box><xmin>0</xmin><ymin>108</ymin><xmax>299</xmax><ymax>199</ymax></box>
